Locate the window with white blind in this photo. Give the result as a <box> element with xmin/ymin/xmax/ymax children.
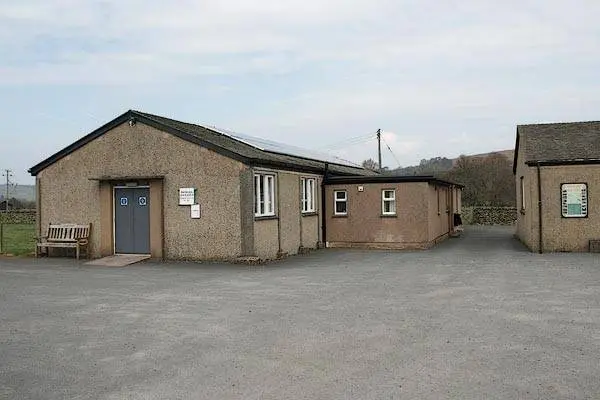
<box><xmin>382</xmin><ymin>189</ymin><xmax>396</xmax><ymax>215</ymax></box>
<box><xmin>254</xmin><ymin>174</ymin><xmax>275</xmax><ymax>217</ymax></box>
<box><xmin>301</xmin><ymin>178</ymin><xmax>316</xmax><ymax>213</ymax></box>
<box><xmin>334</xmin><ymin>190</ymin><xmax>347</xmax><ymax>215</ymax></box>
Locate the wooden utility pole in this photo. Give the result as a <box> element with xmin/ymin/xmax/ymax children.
<box><xmin>2</xmin><ymin>169</ymin><xmax>13</xmax><ymax>212</ymax></box>
<box><xmin>377</xmin><ymin>129</ymin><xmax>382</xmax><ymax>172</ymax></box>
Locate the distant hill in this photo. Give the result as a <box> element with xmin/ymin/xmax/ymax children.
<box><xmin>460</xmin><ymin>149</ymin><xmax>514</xmax><ymax>163</ymax></box>
<box><xmin>0</xmin><ymin>184</ymin><xmax>35</xmax><ymax>201</ymax></box>
<box><xmin>391</xmin><ymin>149</ymin><xmax>514</xmax><ymax>176</ymax></box>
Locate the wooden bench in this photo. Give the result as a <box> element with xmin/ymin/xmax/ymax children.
<box><xmin>36</xmin><ymin>223</ymin><xmax>91</xmax><ymax>260</ymax></box>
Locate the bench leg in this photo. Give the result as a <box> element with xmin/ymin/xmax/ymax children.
<box><xmin>76</xmin><ymin>245</ymin><xmax>80</xmax><ymax>261</ymax></box>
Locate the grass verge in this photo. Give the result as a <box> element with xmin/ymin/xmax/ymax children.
<box><xmin>0</xmin><ymin>223</ymin><xmax>36</xmax><ymax>256</ymax></box>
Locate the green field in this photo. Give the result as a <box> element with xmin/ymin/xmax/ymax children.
<box><xmin>0</xmin><ymin>224</ymin><xmax>36</xmax><ymax>256</ymax></box>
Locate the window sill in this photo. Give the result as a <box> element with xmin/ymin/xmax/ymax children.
<box><xmin>332</xmin><ymin>214</ymin><xmax>348</xmax><ymax>218</ymax></box>
<box><xmin>255</xmin><ymin>215</ymin><xmax>278</xmax><ymax>221</ymax></box>
<box><xmin>380</xmin><ymin>214</ymin><xmax>397</xmax><ymax>218</ymax></box>
<box><xmin>302</xmin><ymin>211</ymin><xmax>318</xmax><ymax>217</ymax></box>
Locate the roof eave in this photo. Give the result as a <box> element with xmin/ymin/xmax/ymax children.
<box><xmin>525</xmin><ymin>159</ymin><xmax>600</xmax><ymax>167</ymax></box>
<box><xmin>324</xmin><ymin>174</ymin><xmax>464</xmax><ymax>187</ymax></box>
<box><xmin>28</xmin><ymin>109</ymin><xmax>372</xmax><ymax>177</ymax></box>
<box><xmin>29</xmin><ymin>110</ymin><xmax>133</xmax><ymax>176</ymax></box>
<box><xmin>512</xmin><ymin>128</ymin><xmax>520</xmax><ymax>175</ymax></box>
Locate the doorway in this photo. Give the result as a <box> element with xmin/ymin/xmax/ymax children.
<box><xmin>114</xmin><ymin>186</ymin><xmax>150</xmax><ymax>254</ymax></box>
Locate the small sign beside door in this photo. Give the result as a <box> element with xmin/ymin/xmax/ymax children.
<box><xmin>179</xmin><ymin>188</ymin><xmax>195</xmax><ymax>205</ymax></box>
<box><xmin>191</xmin><ymin>204</ymin><xmax>201</xmax><ymax>219</ymax></box>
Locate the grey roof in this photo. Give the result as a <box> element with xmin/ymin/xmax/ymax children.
<box><xmin>30</xmin><ymin>110</ymin><xmax>376</xmax><ymax>176</ymax></box>
<box><xmin>324</xmin><ymin>174</ymin><xmax>464</xmax><ymax>187</ymax></box>
<box><xmin>514</xmin><ymin>121</ymin><xmax>600</xmax><ymax>172</ymax></box>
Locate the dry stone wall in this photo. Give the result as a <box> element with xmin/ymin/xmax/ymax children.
<box><xmin>462</xmin><ymin>206</ymin><xmax>517</xmax><ymax>226</ymax></box>
<box><xmin>0</xmin><ymin>210</ymin><xmax>36</xmax><ymax>224</ymax></box>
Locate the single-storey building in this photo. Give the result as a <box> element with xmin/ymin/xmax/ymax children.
<box><xmin>514</xmin><ymin>121</ymin><xmax>600</xmax><ymax>252</ymax></box>
<box><xmin>324</xmin><ymin>175</ymin><xmax>463</xmax><ymax>249</ymax></box>
<box><xmin>29</xmin><ymin>110</ymin><xmax>462</xmax><ymax>261</ymax></box>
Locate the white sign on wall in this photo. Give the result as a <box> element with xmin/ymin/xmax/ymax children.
<box><xmin>561</xmin><ymin>183</ymin><xmax>588</xmax><ymax>218</ymax></box>
<box><xmin>179</xmin><ymin>188</ymin><xmax>196</xmax><ymax>205</ymax></box>
<box><xmin>191</xmin><ymin>204</ymin><xmax>201</xmax><ymax>219</ymax></box>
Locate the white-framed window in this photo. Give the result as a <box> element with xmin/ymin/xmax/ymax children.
<box><xmin>254</xmin><ymin>173</ymin><xmax>275</xmax><ymax>217</ymax></box>
<box><xmin>334</xmin><ymin>190</ymin><xmax>347</xmax><ymax>215</ymax></box>
<box><xmin>301</xmin><ymin>178</ymin><xmax>316</xmax><ymax>213</ymax></box>
<box><xmin>561</xmin><ymin>183</ymin><xmax>587</xmax><ymax>218</ymax></box>
<box><xmin>520</xmin><ymin>176</ymin><xmax>525</xmax><ymax>211</ymax></box>
<box><xmin>382</xmin><ymin>189</ymin><xmax>396</xmax><ymax>215</ymax></box>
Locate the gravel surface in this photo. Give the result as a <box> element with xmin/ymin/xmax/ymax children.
<box><xmin>1</xmin><ymin>226</ymin><xmax>599</xmax><ymax>399</ymax></box>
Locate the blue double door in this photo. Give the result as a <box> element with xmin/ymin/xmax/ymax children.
<box><xmin>114</xmin><ymin>187</ymin><xmax>150</xmax><ymax>254</ymax></box>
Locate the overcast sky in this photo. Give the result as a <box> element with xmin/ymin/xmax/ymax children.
<box><xmin>1</xmin><ymin>0</ymin><xmax>600</xmax><ymax>184</ymax></box>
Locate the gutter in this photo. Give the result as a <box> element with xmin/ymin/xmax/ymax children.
<box><xmin>537</xmin><ymin>162</ymin><xmax>543</xmax><ymax>254</ymax></box>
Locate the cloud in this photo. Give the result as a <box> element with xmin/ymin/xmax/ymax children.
<box><xmin>3</xmin><ymin>0</ymin><xmax>599</xmax><ymax>85</ymax></box>
<box><xmin>3</xmin><ymin>0</ymin><xmax>600</xmax><ymax>182</ymax></box>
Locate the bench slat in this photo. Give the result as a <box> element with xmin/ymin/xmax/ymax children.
<box><xmin>38</xmin><ymin>223</ymin><xmax>91</xmax><ymax>260</ymax></box>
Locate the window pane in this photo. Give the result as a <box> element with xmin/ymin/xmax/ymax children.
<box><xmin>335</xmin><ymin>191</ymin><xmax>346</xmax><ymax>200</ymax></box>
<box><xmin>301</xmin><ymin>178</ymin><xmax>306</xmax><ymax>201</ymax></box>
<box><xmin>255</xmin><ymin>175</ymin><xmax>261</xmax><ymax>215</ymax></box>
<box><xmin>265</xmin><ymin>176</ymin><xmax>273</xmax><ymax>214</ymax></box>
<box><xmin>260</xmin><ymin>176</ymin><xmax>265</xmax><ymax>214</ymax></box>
<box><xmin>308</xmin><ymin>179</ymin><xmax>314</xmax><ymax>211</ymax></box>
<box><xmin>336</xmin><ymin>201</ymin><xmax>347</xmax><ymax>214</ymax></box>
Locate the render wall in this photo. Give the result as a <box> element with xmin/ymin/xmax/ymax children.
<box><xmin>539</xmin><ymin>165</ymin><xmax>600</xmax><ymax>252</ymax></box>
<box><xmin>325</xmin><ymin>182</ymin><xmax>430</xmax><ymax>249</ymax></box>
<box><xmin>252</xmin><ymin>169</ymin><xmax>322</xmax><ymax>259</ymax></box>
<box><xmin>427</xmin><ymin>184</ymin><xmax>451</xmax><ymax>242</ymax></box>
<box><xmin>37</xmin><ymin>121</ymin><xmax>245</xmax><ymax>260</ymax></box>
<box><xmin>515</xmin><ymin>136</ymin><xmax>539</xmax><ymax>252</ymax></box>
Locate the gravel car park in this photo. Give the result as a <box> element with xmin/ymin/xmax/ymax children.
<box><xmin>1</xmin><ymin>226</ymin><xmax>599</xmax><ymax>399</ymax></box>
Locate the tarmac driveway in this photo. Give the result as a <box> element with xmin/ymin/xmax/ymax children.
<box><xmin>1</xmin><ymin>226</ymin><xmax>600</xmax><ymax>399</ymax></box>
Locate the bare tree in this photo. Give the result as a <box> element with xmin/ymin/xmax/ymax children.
<box><xmin>361</xmin><ymin>158</ymin><xmax>379</xmax><ymax>171</ymax></box>
<box><xmin>443</xmin><ymin>153</ymin><xmax>515</xmax><ymax>206</ymax></box>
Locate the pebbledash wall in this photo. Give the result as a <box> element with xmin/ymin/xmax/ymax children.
<box><xmin>517</xmin><ymin>163</ymin><xmax>600</xmax><ymax>252</ymax></box>
<box><xmin>252</xmin><ymin>170</ymin><xmax>322</xmax><ymax>259</ymax></box>
<box><xmin>324</xmin><ymin>180</ymin><xmax>460</xmax><ymax>249</ymax></box>
<box><xmin>35</xmin><ymin>121</ymin><xmax>322</xmax><ymax>260</ymax></box>
<box><xmin>516</xmin><ymin>152</ymin><xmax>600</xmax><ymax>252</ymax></box>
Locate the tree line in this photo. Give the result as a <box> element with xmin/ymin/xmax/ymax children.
<box><xmin>361</xmin><ymin>152</ymin><xmax>515</xmax><ymax>207</ymax></box>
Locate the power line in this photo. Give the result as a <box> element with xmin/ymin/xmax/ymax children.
<box><xmin>322</xmin><ymin>132</ymin><xmax>377</xmax><ymax>150</ymax></box>
<box><xmin>381</xmin><ymin>136</ymin><xmax>402</xmax><ymax>168</ymax></box>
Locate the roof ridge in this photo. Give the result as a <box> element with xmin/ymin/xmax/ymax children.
<box><xmin>518</xmin><ymin>120</ymin><xmax>600</xmax><ymax>127</ymax></box>
<box><xmin>132</xmin><ymin>110</ymin><xmax>367</xmax><ymax>170</ymax></box>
